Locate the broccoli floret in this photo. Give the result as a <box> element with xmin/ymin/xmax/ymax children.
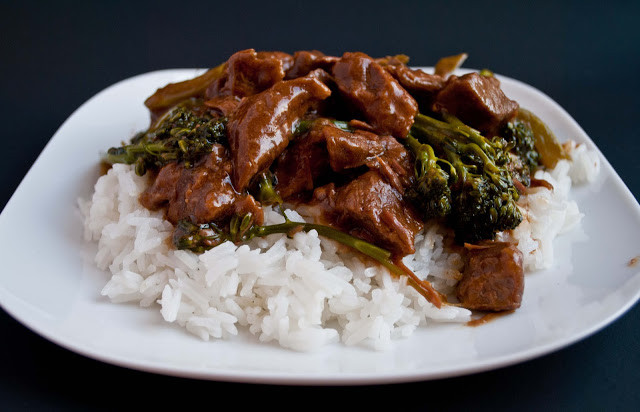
<box><xmin>405</xmin><ymin>134</ymin><xmax>452</xmax><ymax>220</ymax></box>
<box><xmin>503</xmin><ymin>119</ymin><xmax>539</xmax><ymax>169</ymax></box>
<box><xmin>501</xmin><ymin>119</ymin><xmax>540</xmax><ymax>186</ymax></box>
<box><xmin>104</xmin><ymin>101</ymin><xmax>227</xmax><ymax>175</ymax></box>
<box><xmin>408</xmin><ymin>112</ymin><xmax>523</xmax><ymax>243</ymax></box>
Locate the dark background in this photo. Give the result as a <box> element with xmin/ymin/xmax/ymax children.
<box><xmin>1</xmin><ymin>0</ymin><xmax>639</xmax><ymax>409</ymax></box>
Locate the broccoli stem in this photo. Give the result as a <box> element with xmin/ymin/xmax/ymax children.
<box><xmin>255</xmin><ymin>172</ymin><xmax>283</xmax><ymax>206</ymax></box>
<box><xmin>255</xmin><ymin>221</ymin><xmax>442</xmax><ymax>307</ymax></box>
<box><xmin>105</xmin><ymin>142</ymin><xmax>173</xmax><ymax>165</ymax></box>
<box><xmin>175</xmin><ymin>214</ymin><xmax>443</xmax><ymax>308</ymax></box>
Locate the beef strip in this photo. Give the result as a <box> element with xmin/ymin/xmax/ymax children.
<box><xmin>257</xmin><ymin>50</ymin><xmax>294</xmax><ymax>73</ymax></box>
<box><xmin>139</xmin><ymin>144</ymin><xmax>264</xmax><ymax>226</ymax></box>
<box><xmin>332</xmin><ymin>52</ymin><xmax>418</xmax><ymax>139</ymax></box>
<box><xmin>311</xmin><ymin>170</ymin><xmax>423</xmax><ymax>256</ymax></box>
<box><xmin>385</xmin><ymin>64</ymin><xmax>447</xmax><ymax>111</ymax></box>
<box><xmin>272</xmin><ymin>122</ymin><xmax>331</xmax><ymax>200</ymax></box>
<box><xmin>367</xmin><ymin>134</ymin><xmax>415</xmax><ymax>194</ymax></box>
<box><xmin>285</xmin><ymin>50</ymin><xmax>338</xmax><ymax>79</ymax></box>
<box><xmin>205</xmin><ymin>49</ymin><xmax>292</xmax><ymax>99</ymax></box>
<box><xmin>432</xmin><ymin>72</ymin><xmax>519</xmax><ymax>137</ymax></box>
<box><xmin>273</xmin><ymin>120</ymin><xmax>415</xmax><ymax>199</ymax></box>
<box><xmin>226</xmin><ymin>69</ymin><xmax>332</xmax><ymax>192</ymax></box>
<box><xmin>456</xmin><ymin>242</ymin><xmax>524</xmax><ymax>311</ymax></box>
<box><xmin>203</xmin><ymin>95</ymin><xmax>242</xmax><ymax>117</ymax></box>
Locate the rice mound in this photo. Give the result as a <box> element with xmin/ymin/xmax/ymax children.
<box><xmin>79</xmin><ymin>142</ymin><xmax>599</xmax><ymax>351</ymax></box>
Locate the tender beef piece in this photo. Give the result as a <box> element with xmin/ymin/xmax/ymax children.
<box><xmin>139</xmin><ymin>144</ymin><xmax>264</xmax><ymax>226</ymax></box>
<box><xmin>433</xmin><ymin>72</ymin><xmax>519</xmax><ymax>137</ymax></box>
<box><xmin>139</xmin><ymin>163</ymin><xmax>182</xmax><ymax>211</ymax></box>
<box><xmin>324</xmin><ymin>126</ymin><xmax>385</xmax><ymax>171</ymax></box>
<box><xmin>347</xmin><ymin>118</ymin><xmax>376</xmax><ymax>132</ymax></box>
<box><xmin>332</xmin><ymin>52</ymin><xmax>418</xmax><ymax>139</ymax></box>
<box><xmin>203</xmin><ymin>95</ymin><xmax>242</xmax><ymax>117</ymax></box>
<box><xmin>312</xmin><ymin>170</ymin><xmax>423</xmax><ymax>256</ymax></box>
<box><xmin>257</xmin><ymin>50</ymin><xmax>294</xmax><ymax>73</ymax></box>
<box><xmin>285</xmin><ymin>50</ymin><xmax>338</xmax><ymax>79</ymax></box>
<box><xmin>368</xmin><ymin>135</ymin><xmax>415</xmax><ymax>193</ymax></box>
<box><xmin>274</xmin><ymin>122</ymin><xmax>384</xmax><ymax>199</ymax></box>
<box><xmin>385</xmin><ymin>64</ymin><xmax>447</xmax><ymax>111</ymax></box>
<box><xmin>272</xmin><ymin>124</ymin><xmax>330</xmax><ymax>200</ymax></box>
<box><xmin>273</xmin><ymin>121</ymin><xmax>415</xmax><ymax>199</ymax></box>
<box><xmin>205</xmin><ymin>49</ymin><xmax>291</xmax><ymax>99</ymax></box>
<box><xmin>456</xmin><ymin>242</ymin><xmax>524</xmax><ymax>311</ymax></box>
<box><xmin>226</xmin><ymin>69</ymin><xmax>332</xmax><ymax>192</ymax></box>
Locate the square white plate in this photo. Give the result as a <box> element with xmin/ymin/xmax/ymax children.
<box><xmin>1</xmin><ymin>68</ymin><xmax>639</xmax><ymax>385</ymax></box>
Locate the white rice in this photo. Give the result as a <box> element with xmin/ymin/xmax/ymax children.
<box><xmin>78</xmin><ymin>142</ymin><xmax>599</xmax><ymax>351</ymax></box>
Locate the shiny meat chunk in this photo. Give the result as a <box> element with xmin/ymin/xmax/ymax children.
<box><xmin>325</xmin><ymin>128</ymin><xmax>384</xmax><ymax>171</ymax></box>
<box><xmin>205</xmin><ymin>49</ymin><xmax>291</xmax><ymax>98</ymax></box>
<box><xmin>385</xmin><ymin>64</ymin><xmax>447</xmax><ymax>111</ymax></box>
<box><xmin>312</xmin><ymin>170</ymin><xmax>423</xmax><ymax>256</ymax></box>
<box><xmin>273</xmin><ymin>121</ymin><xmax>383</xmax><ymax>200</ymax></box>
<box><xmin>257</xmin><ymin>50</ymin><xmax>294</xmax><ymax>73</ymax></box>
<box><xmin>456</xmin><ymin>242</ymin><xmax>524</xmax><ymax>311</ymax></box>
<box><xmin>272</xmin><ymin>124</ymin><xmax>330</xmax><ymax>200</ymax></box>
<box><xmin>226</xmin><ymin>70</ymin><xmax>332</xmax><ymax>192</ymax></box>
<box><xmin>332</xmin><ymin>52</ymin><xmax>418</xmax><ymax>139</ymax></box>
<box><xmin>285</xmin><ymin>50</ymin><xmax>338</xmax><ymax>79</ymax></box>
<box><xmin>139</xmin><ymin>144</ymin><xmax>264</xmax><ymax>226</ymax></box>
<box><xmin>273</xmin><ymin>121</ymin><xmax>415</xmax><ymax>200</ymax></box>
<box><xmin>203</xmin><ymin>95</ymin><xmax>242</xmax><ymax>117</ymax></box>
<box><xmin>433</xmin><ymin>72</ymin><xmax>519</xmax><ymax>137</ymax></box>
<box><xmin>367</xmin><ymin>134</ymin><xmax>415</xmax><ymax>193</ymax></box>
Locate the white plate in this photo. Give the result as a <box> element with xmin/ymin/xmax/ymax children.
<box><xmin>1</xmin><ymin>69</ymin><xmax>639</xmax><ymax>385</ymax></box>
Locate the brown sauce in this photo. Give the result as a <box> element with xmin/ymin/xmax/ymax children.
<box><xmin>466</xmin><ymin>310</ymin><xmax>514</xmax><ymax>327</ymax></box>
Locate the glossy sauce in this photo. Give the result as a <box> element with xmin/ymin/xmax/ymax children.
<box><xmin>466</xmin><ymin>310</ymin><xmax>514</xmax><ymax>327</ymax></box>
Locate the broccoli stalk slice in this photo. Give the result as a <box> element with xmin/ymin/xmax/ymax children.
<box><xmin>173</xmin><ymin>212</ymin><xmax>442</xmax><ymax>308</ymax></box>
<box><xmin>255</xmin><ymin>171</ymin><xmax>283</xmax><ymax>206</ymax></box>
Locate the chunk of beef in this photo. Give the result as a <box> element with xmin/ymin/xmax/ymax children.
<box><xmin>205</xmin><ymin>49</ymin><xmax>292</xmax><ymax>99</ymax></box>
<box><xmin>272</xmin><ymin>120</ymin><xmax>380</xmax><ymax>200</ymax></box>
<box><xmin>257</xmin><ymin>50</ymin><xmax>294</xmax><ymax>73</ymax></box>
<box><xmin>433</xmin><ymin>72</ymin><xmax>519</xmax><ymax>137</ymax></box>
<box><xmin>367</xmin><ymin>134</ymin><xmax>415</xmax><ymax>193</ymax></box>
<box><xmin>285</xmin><ymin>50</ymin><xmax>338</xmax><ymax>79</ymax></box>
<box><xmin>324</xmin><ymin>126</ymin><xmax>385</xmax><ymax>172</ymax></box>
<box><xmin>456</xmin><ymin>242</ymin><xmax>524</xmax><ymax>311</ymax></box>
<box><xmin>139</xmin><ymin>144</ymin><xmax>264</xmax><ymax>226</ymax></box>
<box><xmin>312</xmin><ymin>170</ymin><xmax>423</xmax><ymax>256</ymax></box>
<box><xmin>203</xmin><ymin>95</ymin><xmax>242</xmax><ymax>117</ymax></box>
<box><xmin>385</xmin><ymin>64</ymin><xmax>447</xmax><ymax>111</ymax></box>
<box><xmin>272</xmin><ymin>123</ymin><xmax>331</xmax><ymax>200</ymax></box>
<box><xmin>226</xmin><ymin>69</ymin><xmax>332</xmax><ymax>192</ymax></box>
<box><xmin>273</xmin><ymin>121</ymin><xmax>415</xmax><ymax>200</ymax></box>
<box><xmin>332</xmin><ymin>52</ymin><xmax>418</xmax><ymax>139</ymax></box>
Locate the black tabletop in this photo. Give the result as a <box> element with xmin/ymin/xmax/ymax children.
<box><xmin>2</xmin><ymin>0</ymin><xmax>639</xmax><ymax>409</ymax></box>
